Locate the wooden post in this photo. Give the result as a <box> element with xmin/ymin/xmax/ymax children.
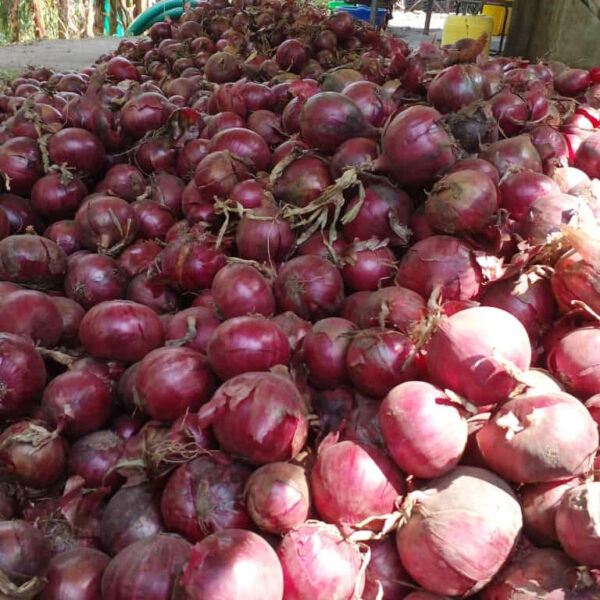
<box><xmin>29</xmin><ymin>0</ymin><xmax>46</xmax><ymax>38</ymax></box>
<box><xmin>58</xmin><ymin>0</ymin><xmax>70</xmax><ymax>38</ymax></box>
<box><xmin>82</xmin><ymin>0</ymin><xmax>96</xmax><ymax>37</ymax></box>
<box><xmin>9</xmin><ymin>0</ymin><xmax>20</xmax><ymax>43</ymax></box>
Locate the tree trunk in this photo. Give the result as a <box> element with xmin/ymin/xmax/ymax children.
<box><xmin>109</xmin><ymin>0</ymin><xmax>118</xmax><ymax>34</ymax></box>
<box><xmin>29</xmin><ymin>0</ymin><xmax>46</xmax><ymax>38</ymax></box>
<box><xmin>58</xmin><ymin>0</ymin><xmax>70</xmax><ymax>38</ymax></box>
<box><xmin>9</xmin><ymin>0</ymin><xmax>20</xmax><ymax>43</ymax></box>
<box><xmin>94</xmin><ymin>0</ymin><xmax>105</xmax><ymax>36</ymax></box>
<box><xmin>83</xmin><ymin>0</ymin><xmax>95</xmax><ymax>37</ymax></box>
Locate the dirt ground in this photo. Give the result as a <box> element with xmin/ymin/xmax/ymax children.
<box><xmin>0</xmin><ymin>11</ymin><xmax>448</xmax><ymax>74</ymax></box>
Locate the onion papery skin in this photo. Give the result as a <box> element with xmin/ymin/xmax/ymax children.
<box><xmin>197</xmin><ymin>371</ymin><xmax>308</xmax><ymax>464</ymax></box>
<box><xmin>79</xmin><ymin>300</ymin><xmax>164</xmax><ymax>363</ymax></box>
<box><xmin>160</xmin><ymin>453</ymin><xmax>252</xmax><ymax>542</ymax></box>
<box><xmin>476</xmin><ymin>391</ymin><xmax>598</xmax><ymax>483</ymax></box>
<box><xmin>176</xmin><ymin>529</ymin><xmax>284</xmax><ymax>600</ymax></box>
<box><xmin>101</xmin><ymin>534</ymin><xmax>191</xmax><ymax>600</ymax></box>
<box><xmin>207</xmin><ymin>316</ymin><xmax>291</xmax><ymax>381</ymax></box>
<box><xmin>311</xmin><ymin>439</ymin><xmax>405</xmax><ymax>533</ymax></box>
<box><xmin>136</xmin><ymin>346</ymin><xmax>215</xmax><ymax>421</ymax></box>
<box><xmin>277</xmin><ymin>521</ymin><xmax>366</xmax><ymax>600</ymax></box>
<box><xmin>274</xmin><ymin>255</ymin><xmax>345</xmax><ymax>321</ymax></box>
<box><xmin>396</xmin><ymin>466</ymin><xmax>522</xmax><ymax>596</ymax></box>
<box><xmin>427</xmin><ymin>307</ymin><xmax>532</xmax><ymax>406</ymax></box>
<box><xmin>245</xmin><ymin>462</ymin><xmax>310</xmax><ymax>535</ymax></box>
<box><xmin>346</xmin><ymin>328</ymin><xmax>418</xmax><ymax>398</ymax></box>
<box><xmin>41</xmin><ymin>547</ymin><xmax>110</xmax><ymax>600</ymax></box>
<box><xmin>379</xmin><ymin>381</ymin><xmax>468</xmax><ymax>478</ymax></box>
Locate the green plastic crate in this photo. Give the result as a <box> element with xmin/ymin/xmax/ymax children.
<box><xmin>327</xmin><ymin>1</ymin><xmax>354</xmax><ymax>10</ymax></box>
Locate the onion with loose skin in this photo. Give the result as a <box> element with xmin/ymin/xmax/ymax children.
<box><xmin>379</xmin><ymin>381</ymin><xmax>468</xmax><ymax>478</ymax></box>
<box><xmin>277</xmin><ymin>521</ymin><xmax>366</xmax><ymax>600</ymax></box>
<box><xmin>160</xmin><ymin>452</ymin><xmax>252</xmax><ymax>543</ymax></box>
<box><xmin>175</xmin><ymin>529</ymin><xmax>284</xmax><ymax>600</ymax></box>
<box><xmin>396</xmin><ymin>466</ymin><xmax>522</xmax><ymax>596</ymax></box>
<box><xmin>476</xmin><ymin>391</ymin><xmax>598</xmax><ymax>483</ymax></box>
<box><xmin>245</xmin><ymin>462</ymin><xmax>310</xmax><ymax>535</ymax></box>
<box><xmin>101</xmin><ymin>534</ymin><xmax>191</xmax><ymax>600</ymax></box>
<box><xmin>346</xmin><ymin>328</ymin><xmax>418</xmax><ymax>398</ymax></box>
<box><xmin>311</xmin><ymin>438</ymin><xmax>405</xmax><ymax>534</ymax></box>
<box><xmin>198</xmin><ymin>371</ymin><xmax>308</xmax><ymax>464</ymax></box>
<box><xmin>164</xmin><ymin>306</ymin><xmax>221</xmax><ymax>354</ymax></box>
<box><xmin>427</xmin><ymin>307</ymin><xmax>532</xmax><ymax>406</ymax></box>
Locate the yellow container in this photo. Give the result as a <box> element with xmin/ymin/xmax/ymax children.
<box><xmin>441</xmin><ymin>15</ymin><xmax>494</xmax><ymax>55</ymax></box>
<box><xmin>482</xmin><ymin>1</ymin><xmax>512</xmax><ymax>36</ymax></box>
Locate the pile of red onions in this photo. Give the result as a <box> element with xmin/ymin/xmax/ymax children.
<box><xmin>1</xmin><ymin>0</ymin><xmax>600</xmax><ymax>597</ymax></box>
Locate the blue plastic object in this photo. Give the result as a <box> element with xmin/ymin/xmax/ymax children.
<box><xmin>333</xmin><ymin>6</ymin><xmax>387</xmax><ymax>27</ymax></box>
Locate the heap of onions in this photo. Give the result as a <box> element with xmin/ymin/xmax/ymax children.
<box><xmin>1</xmin><ymin>1</ymin><xmax>600</xmax><ymax>597</ymax></box>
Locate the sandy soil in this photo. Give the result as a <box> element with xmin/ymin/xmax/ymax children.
<box><xmin>0</xmin><ymin>11</ymin><xmax>450</xmax><ymax>74</ymax></box>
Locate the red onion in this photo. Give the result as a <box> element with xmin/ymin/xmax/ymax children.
<box><xmin>0</xmin><ymin>520</ymin><xmax>51</xmax><ymax>595</ymax></box>
<box><xmin>300</xmin><ymin>92</ymin><xmax>378</xmax><ymax>153</ymax></box>
<box><xmin>271</xmin><ymin>311</ymin><xmax>311</xmax><ymax>352</ymax></box>
<box><xmin>477</xmin><ymin>390</ymin><xmax>598</xmax><ymax>482</ymax></box>
<box><xmin>51</xmin><ymin>296</ymin><xmax>85</xmax><ymax>347</ymax></box>
<box><xmin>48</xmin><ymin>127</ymin><xmax>106</xmax><ymax>175</ymax></box>
<box><xmin>75</xmin><ymin>195</ymin><xmax>138</xmax><ymax>253</ymax></box>
<box><xmin>41</xmin><ymin>369</ymin><xmax>112</xmax><ymax>437</ymax></box>
<box><xmin>555</xmin><ymin>481</ymin><xmax>600</xmax><ymax>566</ymax></box>
<box><xmin>101</xmin><ymin>534</ymin><xmax>190</xmax><ymax>600</ymax></box>
<box><xmin>377</xmin><ymin>105</ymin><xmax>458</xmax><ymax>188</ymax></box>
<box><xmin>363</xmin><ymin>538</ymin><xmax>412</xmax><ymax>600</ymax></box>
<box><xmin>425</xmin><ymin>169</ymin><xmax>497</xmax><ymax>235</ymax></box>
<box><xmin>126</xmin><ymin>274</ymin><xmax>178</xmax><ymax>313</ymax></box>
<box><xmin>272</xmin><ymin>156</ymin><xmax>332</xmax><ymax>208</ymax></box>
<box><xmin>132</xmin><ymin>200</ymin><xmax>176</xmax><ymax>240</ymax></box>
<box><xmin>100</xmin><ymin>483</ymin><xmax>164</xmax><ymax>556</ymax></box>
<box><xmin>275</xmin><ymin>38</ymin><xmax>308</xmax><ymax>73</ymax></box>
<box><xmin>205</xmin><ymin>52</ymin><xmax>243</xmax><ymax>83</ymax></box>
<box><xmin>79</xmin><ymin>300</ymin><xmax>164</xmax><ymax>362</ymax></box>
<box><xmin>44</xmin><ymin>220</ymin><xmax>81</xmax><ymax>255</ymax></box>
<box><xmin>481</xmin><ymin>548</ymin><xmax>580</xmax><ymax>600</ymax></box>
<box><xmin>330</xmin><ymin>137</ymin><xmax>379</xmax><ymax>179</ymax></box>
<box><xmin>427</xmin><ymin>64</ymin><xmax>488</xmax><ymax>113</ymax></box>
<box><xmin>380</xmin><ymin>381</ymin><xmax>468</xmax><ymax>478</ymax></box>
<box><xmin>498</xmin><ymin>171</ymin><xmax>560</xmax><ymax>221</ymax></box>
<box><xmin>64</xmin><ymin>253</ymin><xmax>128</xmax><ymax>308</ymax></box>
<box><xmin>0</xmin><ymin>332</ymin><xmax>46</xmax><ymax>418</ymax></box>
<box><xmin>247</xmin><ymin>109</ymin><xmax>285</xmax><ymax>146</ymax></box>
<box><xmin>480</xmin><ymin>134</ymin><xmax>542</xmax><ymax>176</ymax></box>
<box><xmin>164</xmin><ymin>306</ymin><xmax>220</xmax><ymax>354</ymax></box>
<box><xmin>342</xmin><ymin>184</ymin><xmax>412</xmax><ymax>247</ymax></box>
<box><xmin>135</xmin><ymin>138</ymin><xmax>177</xmax><ymax>174</ymax></box>
<box><xmin>244</xmin><ymin>462</ymin><xmax>310</xmax><ymax>534</ymax></box>
<box><xmin>161</xmin><ymin>452</ymin><xmax>251</xmax><ymax>542</ymax></box>
<box><xmin>428</xmin><ymin>307</ymin><xmax>531</xmax><ymax>406</ymax></box>
<box><xmin>31</xmin><ymin>172</ymin><xmax>87</xmax><ymax>220</ymax></box>
<box><xmin>278</xmin><ymin>521</ymin><xmax>366</xmax><ymax>600</ymax></box>
<box><xmin>41</xmin><ymin>547</ymin><xmax>110</xmax><ymax>600</ymax></box>
<box><xmin>362</xmin><ymin>286</ymin><xmax>426</xmax><ymax>333</ymax></box>
<box><xmin>489</xmin><ymin>88</ymin><xmax>528</xmax><ymax>136</ymax></box>
<box><xmin>0</xmin><ymin>193</ymin><xmax>43</xmax><ymax>234</ymax></box>
<box><xmin>302</xmin><ymin>317</ymin><xmax>356</xmax><ymax>389</ymax></box>
<box><xmin>0</xmin><ymin>288</ymin><xmax>62</xmax><ymax>346</ymax></box>
<box><xmin>176</xmin><ymin>139</ymin><xmax>210</xmax><ymax>180</ymax></box>
<box><xmin>395</xmin><ymin>235</ymin><xmax>482</xmax><ymax>302</ymax></box>
<box><xmin>449</xmin><ymin>157</ymin><xmax>500</xmax><ymax>184</ymax></box>
<box><xmin>208</xmin><ymin>127</ymin><xmax>271</xmax><ymax>172</ymax></box>
<box><xmin>176</xmin><ymin>529</ymin><xmax>283</xmax><ymax>600</ymax></box>
<box><xmin>136</xmin><ymin>346</ymin><xmax>215</xmax><ymax>421</ymax></box>
<box><xmin>0</xmin><ymin>234</ymin><xmax>67</xmax><ymax>289</ymax></box>
<box><xmin>211</xmin><ymin>262</ymin><xmax>275</xmax><ymax>318</ymax></box>
<box><xmin>521</xmin><ymin>477</ymin><xmax>582</xmax><ymax>545</ymax></box>
<box><xmin>311</xmin><ymin>438</ymin><xmax>405</xmax><ymax>533</ymax></box>
<box><xmin>396</xmin><ymin>466</ymin><xmax>522</xmax><ymax>596</ymax></box>
<box><xmin>68</xmin><ymin>430</ymin><xmax>124</xmax><ymax>489</ymax></box>
<box><xmin>555</xmin><ymin>68</ymin><xmax>591</xmax><ymax>97</ymax></box>
<box><xmin>121</xmin><ymin>92</ymin><xmax>173</xmax><ymax>139</ymax></box>
<box><xmin>340</xmin><ymin>239</ymin><xmax>396</xmax><ymax>292</ymax></box>
<box><xmin>0</xmin><ymin>136</ymin><xmax>44</xmax><ymax>194</ymax></box>
<box><xmin>342</xmin><ymin>81</ymin><xmax>395</xmax><ymax>127</ymax></box>
<box><xmin>197</xmin><ymin>371</ymin><xmax>308</xmax><ymax>464</ymax></box>
<box><xmin>118</xmin><ymin>240</ymin><xmax>162</xmax><ymax>278</ymax></box>
<box><xmin>274</xmin><ymin>255</ymin><xmax>345</xmax><ymax>320</ymax></box>
<box><xmin>574</xmin><ymin>130</ymin><xmax>600</xmax><ymax>179</ymax></box>
<box><xmin>229</xmin><ymin>179</ymin><xmax>267</xmax><ymax>209</ymax></box>
<box><xmin>346</xmin><ymin>328</ymin><xmax>417</xmax><ymax>397</ymax></box>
